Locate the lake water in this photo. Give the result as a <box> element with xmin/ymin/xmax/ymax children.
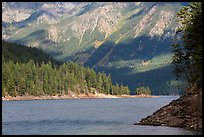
<box><xmin>2</xmin><ymin>96</ymin><xmax>200</xmax><ymax>135</ymax></box>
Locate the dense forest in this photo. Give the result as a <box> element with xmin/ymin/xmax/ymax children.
<box><xmin>2</xmin><ymin>41</ymin><xmax>61</xmax><ymax>66</ymax></box>
<box><xmin>2</xmin><ymin>41</ymin><xmax>130</xmax><ymax>97</ymax></box>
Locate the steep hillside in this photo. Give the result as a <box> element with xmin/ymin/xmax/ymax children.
<box><xmin>2</xmin><ymin>41</ymin><xmax>60</xmax><ymax>65</ymax></box>
<box><xmin>2</xmin><ymin>2</ymin><xmax>188</xmax><ymax>94</ymax></box>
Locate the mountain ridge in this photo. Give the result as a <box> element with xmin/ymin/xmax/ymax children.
<box><xmin>2</xmin><ymin>2</ymin><xmax>188</xmax><ymax>94</ymax></box>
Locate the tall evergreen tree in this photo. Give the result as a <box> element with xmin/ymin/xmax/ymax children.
<box><xmin>172</xmin><ymin>2</ymin><xmax>202</xmax><ymax>88</ymax></box>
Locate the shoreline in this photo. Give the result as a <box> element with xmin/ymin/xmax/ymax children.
<box><xmin>134</xmin><ymin>86</ymin><xmax>202</xmax><ymax>131</ymax></box>
<box><xmin>2</xmin><ymin>93</ymin><xmax>159</xmax><ymax>101</ymax></box>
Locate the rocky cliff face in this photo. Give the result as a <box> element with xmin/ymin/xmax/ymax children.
<box><xmin>2</xmin><ymin>2</ymin><xmax>188</xmax><ymax>94</ymax></box>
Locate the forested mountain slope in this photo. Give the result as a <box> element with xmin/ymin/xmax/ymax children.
<box><xmin>2</xmin><ymin>41</ymin><xmax>60</xmax><ymax>65</ymax></box>
<box><xmin>2</xmin><ymin>2</ymin><xmax>189</xmax><ymax>94</ymax></box>
<box><xmin>2</xmin><ymin>41</ymin><xmax>130</xmax><ymax>97</ymax></box>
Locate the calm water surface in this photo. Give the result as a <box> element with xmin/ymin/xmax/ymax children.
<box><xmin>2</xmin><ymin>96</ymin><xmax>200</xmax><ymax>135</ymax></box>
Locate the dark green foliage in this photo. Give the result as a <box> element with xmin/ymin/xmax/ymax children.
<box><xmin>2</xmin><ymin>61</ymin><xmax>130</xmax><ymax>97</ymax></box>
<box><xmin>172</xmin><ymin>2</ymin><xmax>202</xmax><ymax>88</ymax></box>
<box><xmin>2</xmin><ymin>41</ymin><xmax>60</xmax><ymax>66</ymax></box>
<box><xmin>135</xmin><ymin>86</ymin><xmax>151</xmax><ymax>95</ymax></box>
<box><xmin>95</xmin><ymin>64</ymin><xmax>185</xmax><ymax>95</ymax></box>
<box><xmin>2</xmin><ymin>41</ymin><xmax>130</xmax><ymax>97</ymax></box>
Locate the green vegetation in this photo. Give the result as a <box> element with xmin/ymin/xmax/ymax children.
<box><xmin>2</xmin><ymin>41</ymin><xmax>130</xmax><ymax>97</ymax></box>
<box><xmin>107</xmin><ymin>53</ymin><xmax>173</xmax><ymax>74</ymax></box>
<box><xmin>135</xmin><ymin>86</ymin><xmax>151</xmax><ymax>95</ymax></box>
<box><xmin>172</xmin><ymin>2</ymin><xmax>202</xmax><ymax>89</ymax></box>
<box><xmin>2</xmin><ymin>41</ymin><xmax>60</xmax><ymax>65</ymax></box>
<box><xmin>2</xmin><ymin>2</ymin><xmax>187</xmax><ymax>96</ymax></box>
<box><xmin>96</xmin><ymin>63</ymin><xmax>185</xmax><ymax>95</ymax></box>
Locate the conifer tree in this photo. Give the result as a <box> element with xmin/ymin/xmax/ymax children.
<box><xmin>172</xmin><ymin>2</ymin><xmax>202</xmax><ymax>88</ymax></box>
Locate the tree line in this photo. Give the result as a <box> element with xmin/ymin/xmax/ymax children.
<box><xmin>2</xmin><ymin>41</ymin><xmax>130</xmax><ymax>97</ymax></box>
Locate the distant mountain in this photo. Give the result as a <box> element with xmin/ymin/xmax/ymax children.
<box><xmin>2</xmin><ymin>2</ymin><xmax>188</xmax><ymax>95</ymax></box>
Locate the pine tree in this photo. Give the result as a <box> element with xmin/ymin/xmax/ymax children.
<box><xmin>172</xmin><ymin>2</ymin><xmax>202</xmax><ymax>88</ymax></box>
<box><xmin>97</xmin><ymin>72</ymin><xmax>103</xmax><ymax>93</ymax></box>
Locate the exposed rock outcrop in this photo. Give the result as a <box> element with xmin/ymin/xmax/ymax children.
<box><xmin>135</xmin><ymin>83</ymin><xmax>202</xmax><ymax>131</ymax></box>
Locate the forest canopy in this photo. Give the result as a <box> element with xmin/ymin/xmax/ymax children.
<box><xmin>2</xmin><ymin>41</ymin><xmax>130</xmax><ymax>97</ymax></box>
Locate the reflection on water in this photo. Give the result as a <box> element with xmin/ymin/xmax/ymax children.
<box><xmin>2</xmin><ymin>97</ymin><xmax>201</xmax><ymax>135</ymax></box>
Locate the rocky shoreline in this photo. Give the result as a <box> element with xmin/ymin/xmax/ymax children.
<box><xmin>135</xmin><ymin>85</ymin><xmax>202</xmax><ymax>132</ymax></box>
<box><xmin>2</xmin><ymin>93</ymin><xmax>158</xmax><ymax>101</ymax></box>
